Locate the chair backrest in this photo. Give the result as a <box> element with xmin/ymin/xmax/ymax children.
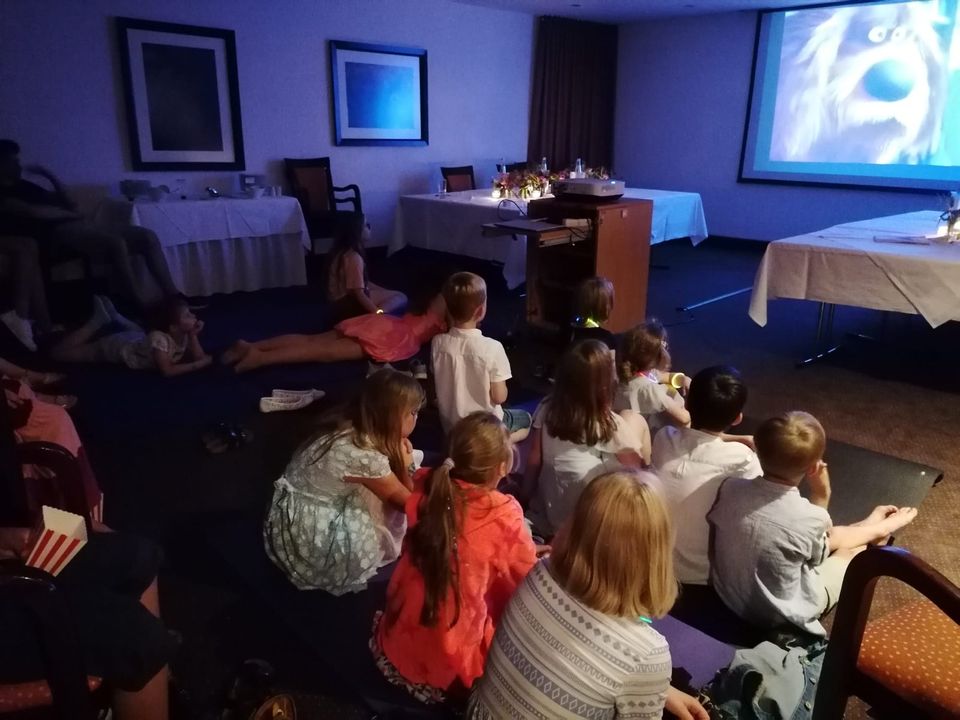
<box><xmin>0</xmin><ymin>386</ymin><xmax>31</xmax><ymax>526</ymax></box>
<box><xmin>284</xmin><ymin>157</ymin><xmax>334</xmax><ymax>215</ymax></box>
<box><xmin>813</xmin><ymin>546</ymin><xmax>960</xmax><ymax>719</ymax></box>
<box><xmin>440</xmin><ymin>165</ymin><xmax>476</xmax><ymax>192</ymax></box>
<box><xmin>505</xmin><ymin>161</ymin><xmax>529</xmax><ymax>173</ymax></box>
<box><xmin>0</xmin><ymin>562</ymin><xmax>98</xmax><ymax>719</ymax></box>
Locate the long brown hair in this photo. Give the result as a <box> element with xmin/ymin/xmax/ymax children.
<box><xmin>550</xmin><ymin>469</ymin><xmax>677</xmax><ymax>618</ymax></box>
<box><xmin>617</xmin><ymin>320</ymin><xmax>670</xmax><ymax>383</ymax></box>
<box><xmin>405</xmin><ymin>412</ymin><xmax>512</xmax><ymax>627</ymax></box>
<box><xmin>299</xmin><ymin>369</ymin><xmax>423</xmax><ymax>485</ymax></box>
<box><xmin>574</xmin><ymin>276</ymin><xmax>614</xmax><ymax>325</ymax></box>
<box><xmin>544</xmin><ymin>339</ymin><xmax>617</xmax><ymax>446</ymax></box>
<box><xmin>326</xmin><ymin>214</ymin><xmax>368</xmax><ymax>292</ymax></box>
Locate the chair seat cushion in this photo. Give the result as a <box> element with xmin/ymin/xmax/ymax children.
<box><xmin>0</xmin><ymin>676</ymin><xmax>101</xmax><ymax>711</ymax></box>
<box><xmin>857</xmin><ymin>599</ymin><xmax>960</xmax><ymax>715</ymax></box>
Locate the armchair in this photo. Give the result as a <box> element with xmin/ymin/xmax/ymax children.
<box><xmin>284</xmin><ymin>157</ymin><xmax>363</xmax><ymax>255</ymax></box>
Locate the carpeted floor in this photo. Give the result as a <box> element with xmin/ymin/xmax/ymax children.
<box><xmin>3</xmin><ymin>239</ymin><xmax>957</xmax><ymax>719</ymax></box>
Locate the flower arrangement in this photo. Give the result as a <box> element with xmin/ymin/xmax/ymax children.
<box><xmin>492</xmin><ymin>165</ymin><xmax>610</xmax><ymax>199</ymax></box>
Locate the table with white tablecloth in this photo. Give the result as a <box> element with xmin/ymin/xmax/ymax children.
<box><xmin>749</xmin><ymin>211</ymin><xmax>960</xmax><ymax>329</ymax></box>
<box><xmin>389</xmin><ymin>187</ymin><xmax>708</xmax><ymax>289</ymax></box>
<box><xmin>96</xmin><ymin>196</ymin><xmax>310</xmax><ymax>297</ymax></box>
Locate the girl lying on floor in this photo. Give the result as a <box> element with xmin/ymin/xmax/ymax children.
<box><xmin>51</xmin><ymin>296</ymin><xmax>212</xmax><ymax>377</ymax></box>
<box><xmin>222</xmin><ymin>292</ymin><xmax>447</xmax><ymax>373</ymax></box>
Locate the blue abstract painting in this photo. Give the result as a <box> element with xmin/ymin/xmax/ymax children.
<box><xmin>344</xmin><ymin>62</ymin><xmax>416</xmax><ymax>130</ymax></box>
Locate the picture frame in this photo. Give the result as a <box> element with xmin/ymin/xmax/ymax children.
<box><xmin>329</xmin><ymin>40</ymin><xmax>428</xmax><ymax>146</ymax></box>
<box><xmin>116</xmin><ymin>17</ymin><xmax>245</xmax><ymax>170</ymax></box>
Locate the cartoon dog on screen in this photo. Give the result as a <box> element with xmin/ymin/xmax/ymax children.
<box><xmin>770</xmin><ymin>2</ymin><xmax>948</xmax><ymax>164</ymax></box>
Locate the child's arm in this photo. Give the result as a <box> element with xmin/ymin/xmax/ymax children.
<box><xmin>661</xmin><ymin>393</ymin><xmax>691</xmax><ymax>428</ymax></box>
<box><xmin>186</xmin><ymin>322</ymin><xmax>211</xmax><ymax>362</ymax></box>
<box><xmin>828</xmin><ymin>506</ymin><xmax>918</xmax><ymax>552</ymax></box>
<box><xmin>489</xmin><ymin>380</ymin><xmax>508</xmax><ymax>406</ymax></box>
<box><xmin>345</xmin><ymin>473</ymin><xmax>411</xmax><ymax>509</ymax></box>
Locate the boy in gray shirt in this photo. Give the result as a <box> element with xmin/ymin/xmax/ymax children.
<box><xmin>707</xmin><ymin>411</ymin><xmax>917</xmax><ymax>636</ymax></box>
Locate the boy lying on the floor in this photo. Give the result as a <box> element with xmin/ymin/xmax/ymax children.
<box><xmin>51</xmin><ymin>296</ymin><xmax>212</xmax><ymax>377</ymax></box>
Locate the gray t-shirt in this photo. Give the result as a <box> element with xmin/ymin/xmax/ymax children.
<box><xmin>707</xmin><ymin>476</ymin><xmax>832</xmax><ymax>636</ymax></box>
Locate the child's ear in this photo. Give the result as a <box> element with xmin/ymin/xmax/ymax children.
<box><xmin>731</xmin><ymin>412</ymin><xmax>743</xmax><ymax>427</ymax></box>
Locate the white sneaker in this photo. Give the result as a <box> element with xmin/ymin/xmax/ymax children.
<box><xmin>1</xmin><ymin>310</ymin><xmax>37</xmax><ymax>351</ymax></box>
<box><xmin>271</xmin><ymin>388</ymin><xmax>325</xmax><ymax>402</ymax></box>
<box><xmin>409</xmin><ymin>359</ymin><xmax>428</xmax><ymax>380</ymax></box>
<box><xmin>366</xmin><ymin>361</ymin><xmax>395</xmax><ymax>377</ymax></box>
<box><xmin>259</xmin><ymin>395</ymin><xmax>313</xmax><ymax>413</ymax></box>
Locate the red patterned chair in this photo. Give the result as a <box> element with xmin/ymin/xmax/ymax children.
<box><xmin>813</xmin><ymin>545</ymin><xmax>960</xmax><ymax>719</ymax></box>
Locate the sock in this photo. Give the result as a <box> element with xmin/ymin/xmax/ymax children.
<box><xmin>1</xmin><ymin>310</ymin><xmax>37</xmax><ymax>351</ymax></box>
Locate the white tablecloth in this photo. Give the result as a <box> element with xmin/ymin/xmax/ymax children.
<box><xmin>97</xmin><ymin>197</ymin><xmax>310</xmax><ymax>296</ymax></box>
<box><xmin>389</xmin><ymin>187</ymin><xmax>708</xmax><ymax>289</ymax></box>
<box><xmin>749</xmin><ymin>211</ymin><xmax>960</xmax><ymax>328</ymax></box>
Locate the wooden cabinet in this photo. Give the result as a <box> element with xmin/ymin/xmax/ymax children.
<box><xmin>525</xmin><ymin>197</ymin><xmax>652</xmax><ymax>333</ymax></box>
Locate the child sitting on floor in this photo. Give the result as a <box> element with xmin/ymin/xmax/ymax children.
<box><xmin>614</xmin><ymin>320</ymin><xmax>690</xmax><ymax>438</ymax></box>
<box><xmin>525</xmin><ymin>339</ymin><xmax>650</xmax><ymax>539</ymax></box>
<box><xmin>568</xmin><ymin>275</ymin><xmax>617</xmax><ymax>350</ymax></box>
<box><xmin>708</xmin><ymin>411</ymin><xmax>918</xmax><ymax>636</ymax></box>
<box><xmin>431</xmin><ymin>272</ymin><xmax>530</xmax><ymax>442</ymax></box>
<box><xmin>51</xmin><ymin>296</ymin><xmax>211</xmax><ymax>377</ymax></box>
<box><xmin>327</xmin><ymin>214</ymin><xmax>407</xmax><ymax>321</ymax></box>
<box><xmin>372</xmin><ymin>412</ymin><xmax>537</xmax><ymax>703</ymax></box>
<box><xmin>223</xmin><ymin>291</ymin><xmax>447</xmax><ymax>373</ymax></box>
<box><xmin>264</xmin><ymin>369</ymin><xmax>425</xmax><ymax>595</ymax></box>
<box><xmin>468</xmin><ymin>469</ymin><xmax>708</xmax><ymax>720</ymax></box>
<box><xmin>652</xmin><ymin>365</ymin><xmax>761</xmax><ymax>585</ymax></box>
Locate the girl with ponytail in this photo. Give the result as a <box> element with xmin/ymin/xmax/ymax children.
<box><xmin>371</xmin><ymin>412</ymin><xmax>537</xmax><ymax>703</ymax></box>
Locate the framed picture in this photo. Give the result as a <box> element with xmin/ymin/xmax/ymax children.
<box><xmin>116</xmin><ymin>17</ymin><xmax>245</xmax><ymax>170</ymax></box>
<box><xmin>329</xmin><ymin>40</ymin><xmax>428</xmax><ymax>146</ymax></box>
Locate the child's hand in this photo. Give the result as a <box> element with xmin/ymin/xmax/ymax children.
<box><xmin>535</xmin><ymin>544</ymin><xmax>552</xmax><ymax>558</ymax></box>
<box><xmin>865</xmin><ymin>505</ymin><xmax>898</xmax><ymax>525</ymax></box>
<box><xmin>190</xmin><ymin>320</ymin><xmax>205</xmax><ymax>336</ymax></box>
<box><xmin>805</xmin><ymin>460</ymin><xmax>830</xmax><ymax>492</ymax></box>
<box><xmin>195</xmin><ymin>355</ymin><xmax>213</xmax><ymax>369</ymax></box>
<box><xmin>664</xmin><ymin>687</ymin><xmax>710</xmax><ymax>720</ymax></box>
<box><xmin>401</xmin><ymin>437</ymin><xmax>415</xmax><ymax>469</ymax></box>
<box><xmin>881</xmin><ymin>506</ymin><xmax>918</xmax><ymax>534</ymax></box>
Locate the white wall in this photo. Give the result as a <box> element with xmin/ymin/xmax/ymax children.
<box><xmin>614</xmin><ymin>12</ymin><xmax>936</xmax><ymax>241</ymax></box>
<box><xmin>0</xmin><ymin>0</ymin><xmax>533</xmax><ymax>246</ymax></box>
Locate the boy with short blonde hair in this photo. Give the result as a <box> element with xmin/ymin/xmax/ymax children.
<box><xmin>708</xmin><ymin>411</ymin><xmax>918</xmax><ymax>636</ymax></box>
<box><xmin>431</xmin><ymin>272</ymin><xmax>531</xmax><ymax>441</ymax></box>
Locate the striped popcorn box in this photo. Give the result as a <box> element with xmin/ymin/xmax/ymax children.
<box><xmin>25</xmin><ymin>506</ymin><xmax>88</xmax><ymax>576</ymax></box>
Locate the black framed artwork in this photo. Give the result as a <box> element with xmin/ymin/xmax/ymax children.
<box><xmin>329</xmin><ymin>40</ymin><xmax>428</xmax><ymax>146</ymax></box>
<box><xmin>116</xmin><ymin>17</ymin><xmax>245</xmax><ymax>170</ymax></box>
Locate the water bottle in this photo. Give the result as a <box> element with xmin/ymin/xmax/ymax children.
<box><xmin>574</xmin><ymin>157</ymin><xmax>583</xmax><ymax>178</ymax></box>
<box><xmin>540</xmin><ymin>156</ymin><xmax>548</xmax><ymax>173</ymax></box>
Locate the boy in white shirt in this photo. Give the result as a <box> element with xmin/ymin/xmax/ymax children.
<box><xmin>431</xmin><ymin>272</ymin><xmax>531</xmax><ymax>441</ymax></box>
<box><xmin>652</xmin><ymin>366</ymin><xmax>760</xmax><ymax>585</ymax></box>
<box><xmin>708</xmin><ymin>411</ymin><xmax>918</xmax><ymax>636</ymax></box>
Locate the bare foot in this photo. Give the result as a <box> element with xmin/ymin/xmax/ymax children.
<box><xmin>233</xmin><ymin>346</ymin><xmax>263</xmax><ymax>373</ymax></box>
<box><xmin>882</xmin><ymin>507</ymin><xmax>918</xmax><ymax>535</ymax></box>
<box><xmin>221</xmin><ymin>340</ymin><xmax>251</xmax><ymax>365</ymax></box>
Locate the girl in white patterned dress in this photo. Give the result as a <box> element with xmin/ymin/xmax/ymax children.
<box><xmin>264</xmin><ymin>369</ymin><xmax>425</xmax><ymax>595</ymax></box>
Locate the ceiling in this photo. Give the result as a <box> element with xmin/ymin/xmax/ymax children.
<box><xmin>450</xmin><ymin>0</ymin><xmax>820</xmax><ymax>23</ymax></box>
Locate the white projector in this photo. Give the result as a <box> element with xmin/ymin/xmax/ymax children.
<box><xmin>553</xmin><ymin>178</ymin><xmax>625</xmax><ymax>201</ymax></box>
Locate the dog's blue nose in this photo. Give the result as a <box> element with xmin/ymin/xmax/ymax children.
<box><xmin>863</xmin><ymin>59</ymin><xmax>915</xmax><ymax>102</ymax></box>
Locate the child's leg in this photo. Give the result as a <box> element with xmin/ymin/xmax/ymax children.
<box><xmin>234</xmin><ymin>335</ymin><xmax>365</xmax><ymax>372</ymax></box>
<box><xmin>223</xmin><ymin>332</ymin><xmax>339</xmax><ymax>365</ymax></box>
<box><xmin>51</xmin><ymin>302</ymin><xmax>112</xmax><ymax>355</ymax></box>
<box><xmin>368</xmin><ymin>283</ymin><xmax>408</xmax><ymax>315</ymax></box>
<box><xmin>816</xmin><ymin>547</ymin><xmax>863</xmax><ymax>614</ymax></box>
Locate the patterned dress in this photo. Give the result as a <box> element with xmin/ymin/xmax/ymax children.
<box><xmin>264</xmin><ymin>431</ymin><xmax>406</xmax><ymax>595</ymax></box>
<box><xmin>467</xmin><ymin>561</ymin><xmax>672</xmax><ymax>719</ymax></box>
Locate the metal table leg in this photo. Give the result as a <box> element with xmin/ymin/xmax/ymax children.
<box><xmin>797</xmin><ymin>302</ymin><xmax>842</xmax><ymax>367</ymax></box>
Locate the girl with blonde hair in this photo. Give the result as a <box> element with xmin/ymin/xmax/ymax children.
<box><xmin>615</xmin><ymin>320</ymin><xmax>691</xmax><ymax>436</ymax></box>
<box><xmin>372</xmin><ymin>412</ymin><xmax>537</xmax><ymax>703</ymax></box>
<box><xmin>264</xmin><ymin>369</ymin><xmax>425</xmax><ymax>595</ymax></box>
<box><xmin>468</xmin><ymin>469</ymin><xmax>708</xmax><ymax>720</ymax></box>
<box><xmin>525</xmin><ymin>339</ymin><xmax>651</xmax><ymax>538</ymax></box>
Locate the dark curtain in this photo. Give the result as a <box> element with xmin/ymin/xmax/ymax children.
<box><xmin>528</xmin><ymin>16</ymin><xmax>618</xmax><ymax>171</ymax></box>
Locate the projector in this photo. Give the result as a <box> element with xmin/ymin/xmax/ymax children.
<box><xmin>553</xmin><ymin>178</ymin><xmax>625</xmax><ymax>201</ymax></box>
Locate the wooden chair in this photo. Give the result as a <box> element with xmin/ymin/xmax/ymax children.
<box><xmin>283</xmin><ymin>157</ymin><xmax>362</xmax><ymax>254</ymax></box>
<box><xmin>505</xmin><ymin>161</ymin><xmax>528</xmax><ymax>173</ymax></box>
<box><xmin>813</xmin><ymin>546</ymin><xmax>960</xmax><ymax>719</ymax></box>
<box><xmin>0</xmin><ymin>562</ymin><xmax>102</xmax><ymax>719</ymax></box>
<box><xmin>439</xmin><ymin>166</ymin><xmax>475</xmax><ymax>192</ymax></box>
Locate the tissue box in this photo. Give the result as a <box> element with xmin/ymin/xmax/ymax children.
<box><xmin>25</xmin><ymin>506</ymin><xmax>88</xmax><ymax>576</ymax></box>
